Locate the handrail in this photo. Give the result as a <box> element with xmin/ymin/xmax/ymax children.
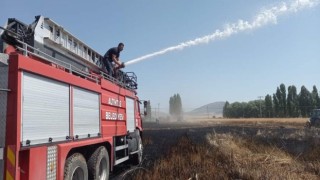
<box><xmin>16</xmin><ymin>39</ymin><xmax>100</xmax><ymax>83</ymax></box>
<box><xmin>14</xmin><ymin>40</ymin><xmax>137</xmax><ymax>90</ymax></box>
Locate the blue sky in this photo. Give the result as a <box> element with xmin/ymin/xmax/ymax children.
<box><xmin>1</xmin><ymin>0</ymin><xmax>320</xmax><ymax>112</ymax></box>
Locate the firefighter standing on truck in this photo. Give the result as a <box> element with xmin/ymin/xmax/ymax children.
<box><xmin>103</xmin><ymin>42</ymin><xmax>125</xmax><ymax>77</ymax></box>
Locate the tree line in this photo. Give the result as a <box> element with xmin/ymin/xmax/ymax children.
<box><xmin>223</xmin><ymin>84</ymin><xmax>320</xmax><ymax>118</ymax></box>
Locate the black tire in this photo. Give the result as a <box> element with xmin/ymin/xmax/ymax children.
<box><xmin>88</xmin><ymin>146</ymin><xmax>110</xmax><ymax>180</ymax></box>
<box><xmin>64</xmin><ymin>153</ymin><xmax>88</xmax><ymax>180</ymax></box>
<box><xmin>131</xmin><ymin>135</ymin><xmax>143</xmax><ymax>165</ymax></box>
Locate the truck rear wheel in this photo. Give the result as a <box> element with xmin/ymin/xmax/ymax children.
<box><xmin>64</xmin><ymin>153</ymin><xmax>88</xmax><ymax>180</ymax></box>
<box><xmin>88</xmin><ymin>146</ymin><xmax>109</xmax><ymax>180</ymax></box>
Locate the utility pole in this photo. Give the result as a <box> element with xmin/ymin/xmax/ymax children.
<box><xmin>207</xmin><ymin>106</ymin><xmax>209</xmax><ymax>119</ymax></box>
<box><xmin>158</xmin><ymin>103</ymin><xmax>160</xmax><ymax>118</ymax></box>
<box><xmin>258</xmin><ymin>96</ymin><xmax>264</xmax><ymax>118</ymax></box>
<box><xmin>156</xmin><ymin>103</ymin><xmax>160</xmax><ymax>124</ymax></box>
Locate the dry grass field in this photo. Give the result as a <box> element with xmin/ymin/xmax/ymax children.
<box><xmin>116</xmin><ymin>118</ymin><xmax>320</xmax><ymax>180</ymax></box>
<box><xmin>183</xmin><ymin>117</ymin><xmax>308</xmax><ymax>126</ymax></box>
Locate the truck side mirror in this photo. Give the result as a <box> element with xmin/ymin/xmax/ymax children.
<box><xmin>143</xmin><ymin>101</ymin><xmax>147</xmax><ymax>116</ymax></box>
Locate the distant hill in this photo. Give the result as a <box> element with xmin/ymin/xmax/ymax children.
<box><xmin>186</xmin><ymin>101</ymin><xmax>225</xmax><ymax>117</ymax></box>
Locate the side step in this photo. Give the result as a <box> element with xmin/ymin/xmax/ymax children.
<box><xmin>115</xmin><ymin>144</ymin><xmax>128</xmax><ymax>151</ymax></box>
<box><xmin>129</xmin><ymin>150</ymin><xmax>139</xmax><ymax>155</ymax></box>
<box><xmin>114</xmin><ymin>136</ymin><xmax>129</xmax><ymax>166</ymax></box>
<box><xmin>114</xmin><ymin>156</ymin><xmax>129</xmax><ymax>165</ymax></box>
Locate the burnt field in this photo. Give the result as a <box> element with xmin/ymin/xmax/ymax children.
<box><xmin>114</xmin><ymin>118</ymin><xmax>320</xmax><ymax>180</ymax></box>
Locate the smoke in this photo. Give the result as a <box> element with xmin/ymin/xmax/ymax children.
<box><xmin>125</xmin><ymin>0</ymin><xmax>319</xmax><ymax>66</ymax></box>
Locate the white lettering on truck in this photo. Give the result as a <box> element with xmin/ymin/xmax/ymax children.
<box><xmin>108</xmin><ymin>97</ymin><xmax>122</xmax><ymax>107</ymax></box>
<box><xmin>105</xmin><ymin>112</ymin><xmax>124</xmax><ymax>120</ymax></box>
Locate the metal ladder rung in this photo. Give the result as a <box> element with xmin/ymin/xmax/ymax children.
<box><xmin>114</xmin><ymin>156</ymin><xmax>129</xmax><ymax>165</ymax></box>
<box><xmin>115</xmin><ymin>144</ymin><xmax>128</xmax><ymax>151</ymax></box>
<box><xmin>129</xmin><ymin>150</ymin><xmax>139</xmax><ymax>155</ymax></box>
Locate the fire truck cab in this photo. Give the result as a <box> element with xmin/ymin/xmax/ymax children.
<box><xmin>0</xmin><ymin>15</ymin><xmax>145</xmax><ymax>180</ymax></box>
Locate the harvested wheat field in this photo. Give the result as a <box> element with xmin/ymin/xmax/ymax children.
<box><xmin>113</xmin><ymin>118</ymin><xmax>320</xmax><ymax>180</ymax></box>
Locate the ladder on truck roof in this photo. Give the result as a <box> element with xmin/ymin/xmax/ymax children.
<box><xmin>42</xmin><ymin>17</ymin><xmax>103</xmax><ymax>70</ymax></box>
<box><xmin>1</xmin><ymin>15</ymin><xmax>138</xmax><ymax>90</ymax></box>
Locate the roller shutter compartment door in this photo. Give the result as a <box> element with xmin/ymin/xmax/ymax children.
<box><xmin>73</xmin><ymin>87</ymin><xmax>100</xmax><ymax>139</ymax></box>
<box><xmin>22</xmin><ymin>72</ymin><xmax>70</xmax><ymax>146</ymax></box>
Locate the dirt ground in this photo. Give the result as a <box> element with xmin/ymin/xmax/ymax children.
<box><xmin>112</xmin><ymin>118</ymin><xmax>320</xmax><ymax>179</ymax></box>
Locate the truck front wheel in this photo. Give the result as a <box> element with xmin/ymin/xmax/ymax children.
<box><xmin>64</xmin><ymin>153</ymin><xmax>88</xmax><ymax>180</ymax></box>
<box><xmin>131</xmin><ymin>135</ymin><xmax>143</xmax><ymax>165</ymax></box>
<box><xmin>88</xmin><ymin>146</ymin><xmax>110</xmax><ymax>180</ymax></box>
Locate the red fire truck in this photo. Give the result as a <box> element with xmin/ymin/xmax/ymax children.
<box><xmin>0</xmin><ymin>16</ymin><xmax>145</xmax><ymax>180</ymax></box>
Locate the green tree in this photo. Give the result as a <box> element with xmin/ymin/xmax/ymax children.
<box><xmin>299</xmin><ymin>86</ymin><xmax>312</xmax><ymax>117</ymax></box>
<box><xmin>279</xmin><ymin>84</ymin><xmax>287</xmax><ymax>117</ymax></box>
<box><xmin>287</xmin><ymin>85</ymin><xmax>299</xmax><ymax>117</ymax></box>
<box><xmin>312</xmin><ymin>85</ymin><xmax>320</xmax><ymax>109</ymax></box>
<box><xmin>274</xmin><ymin>84</ymin><xmax>287</xmax><ymax>117</ymax></box>
<box><xmin>245</xmin><ymin>101</ymin><xmax>260</xmax><ymax>118</ymax></box>
<box><xmin>273</xmin><ymin>93</ymin><xmax>280</xmax><ymax>117</ymax></box>
<box><xmin>176</xmin><ymin>94</ymin><xmax>182</xmax><ymax>116</ymax></box>
<box><xmin>169</xmin><ymin>93</ymin><xmax>183</xmax><ymax>120</ymax></box>
<box><xmin>223</xmin><ymin>101</ymin><xmax>230</xmax><ymax>118</ymax></box>
<box><xmin>265</xmin><ymin>94</ymin><xmax>273</xmax><ymax>118</ymax></box>
<box><xmin>231</xmin><ymin>102</ymin><xmax>244</xmax><ymax>118</ymax></box>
